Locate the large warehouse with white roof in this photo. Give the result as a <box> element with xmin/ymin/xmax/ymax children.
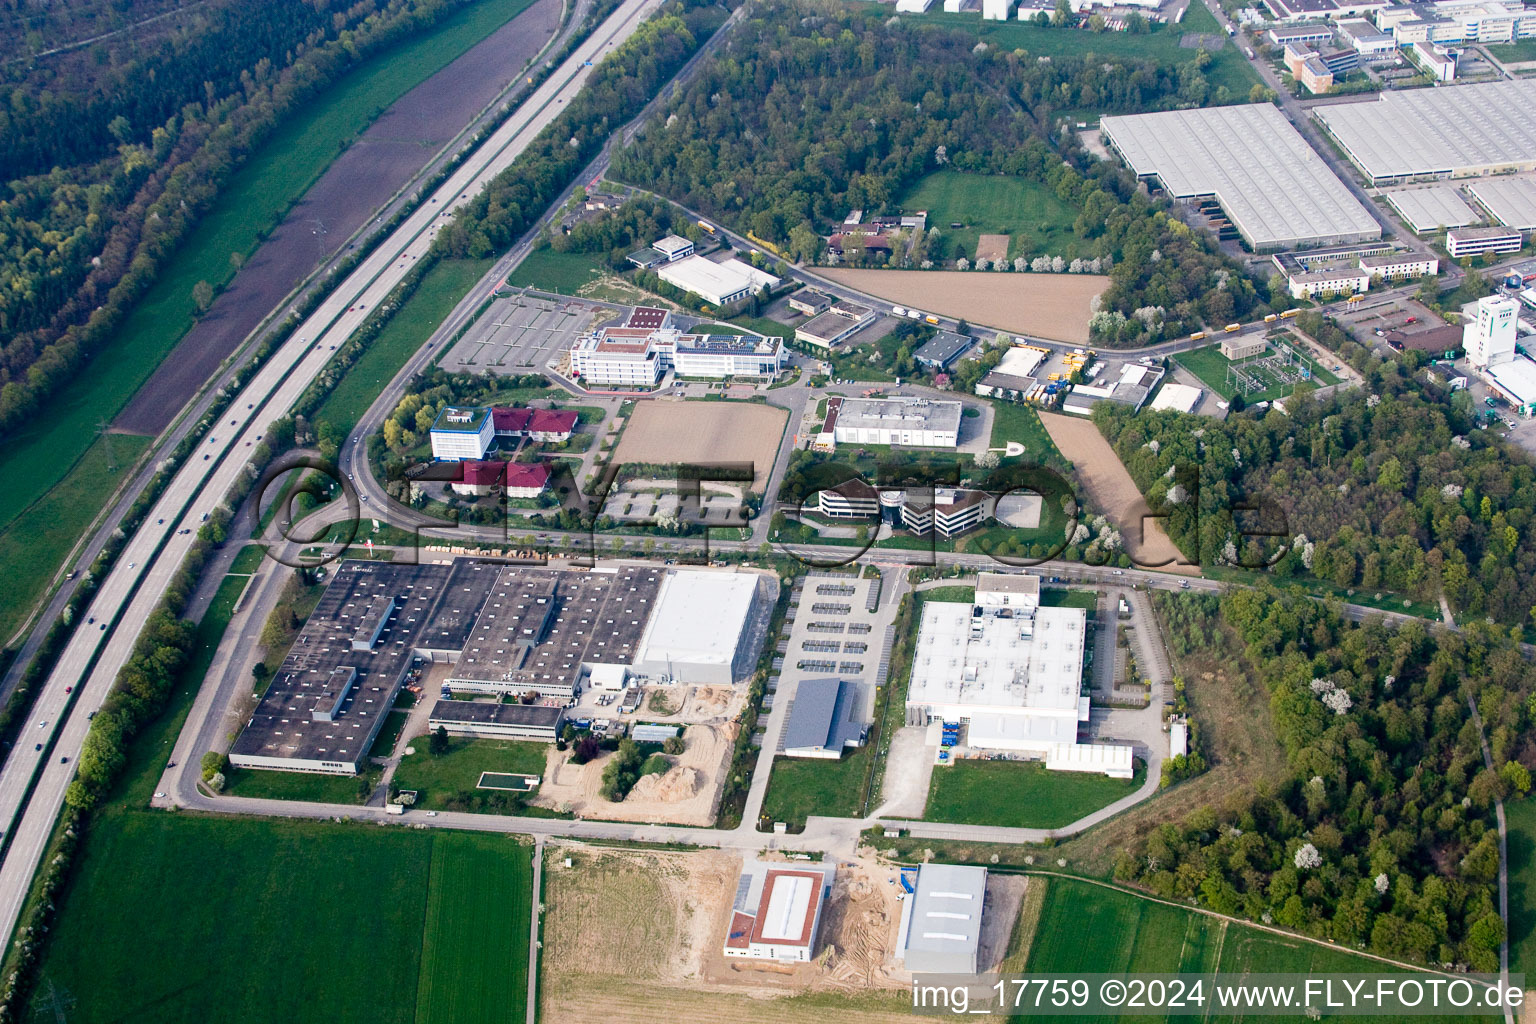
<box><xmin>1385</xmin><ymin>187</ymin><xmax>1481</xmax><ymax>233</ymax></box>
<box><xmin>1099</xmin><ymin>103</ymin><xmax>1380</xmax><ymax>251</ymax></box>
<box><xmin>1313</xmin><ymin>79</ymin><xmax>1536</xmax><ymax>184</ymax></box>
<box><xmin>1469</xmin><ymin>178</ymin><xmax>1536</xmax><ymax>230</ymax></box>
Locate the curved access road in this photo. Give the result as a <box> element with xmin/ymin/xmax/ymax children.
<box><xmin>0</xmin><ymin>0</ymin><xmax>662</xmax><ymax>951</ymax></box>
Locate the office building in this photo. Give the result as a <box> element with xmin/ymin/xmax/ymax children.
<box><xmin>1465</xmin><ymin>294</ymin><xmax>1520</xmax><ymax>369</ymax></box>
<box><xmin>818</xmin><ymin>396</ymin><xmax>963</xmax><ymax>448</ymax></box>
<box><xmin>1447</xmin><ymin>225</ymin><xmax>1523</xmax><ymax>259</ymax></box>
<box><xmin>429</xmin><ymin>406</ymin><xmax>495</xmax><ymax>461</ymax></box>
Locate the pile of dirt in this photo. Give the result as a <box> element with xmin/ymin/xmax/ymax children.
<box><xmin>629</xmin><ymin>766</ymin><xmax>700</xmax><ymax>803</ymax></box>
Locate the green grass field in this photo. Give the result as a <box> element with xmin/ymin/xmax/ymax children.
<box><xmin>1488</xmin><ymin>39</ymin><xmax>1536</xmax><ymax>63</ymax></box>
<box><xmin>35</xmin><ymin>813</ymin><xmax>535</xmax><ymax>1024</ymax></box>
<box><xmin>760</xmin><ymin>744</ymin><xmax>874</xmax><ymax>828</ymax></box>
<box><xmin>898</xmin><ymin>171</ymin><xmax>1085</xmax><ymax>262</ymax></box>
<box><xmin>0</xmin><ymin>433</ymin><xmax>151</xmax><ymax>644</ymax></box>
<box><xmin>0</xmin><ymin>0</ymin><xmax>538</xmax><ymax>645</ymax></box>
<box><xmin>224</xmin><ymin>766</ymin><xmax>370</xmax><ymax>803</ymax></box>
<box><xmin>1041</xmin><ymin>587</ymin><xmax>1098</xmax><ymax>610</ymax></box>
<box><xmin>924</xmin><ymin>760</ymin><xmax>1142</xmax><ymax>828</ymax></box>
<box><xmin>1506</xmin><ymin>795</ymin><xmax>1536</xmax><ymax>976</ymax></box>
<box><xmin>988</xmin><ymin>399</ymin><xmax>1061</xmax><ymax>461</ymax></box>
<box><xmin>505</xmin><ymin>246</ymin><xmax>607</xmax><ymax>294</ymax></box>
<box><xmin>1024</xmin><ymin>877</ymin><xmax>1495</xmax><ymax>1023</ymax></box>
<box><xmin>312</xmin><ymin>257</ymin><xmax>493</xmax><ymax>437</ymax></box>
<box><xmin>415</xmin><ymin>832</ymin><xmax>535</xmax><ymax>1024</ymax></box>
<box><xmin>370</xmin><ymin>709</ymin><xmax>411</xmax><ymax>758</ymax></box>
<box><xmin>394</xmin><ymin>736</ymin><xmax>550</xmax><ymax>809</ymax></box>
<box><xmin>905</xmin><ymin>8</ymin><xmax>1258</xmax><ymax>95</ymax></box>
<box><xmin>1174</xmin><ymin>342</ymin><xmax>1338</xmax><ymax>403</ymax></box>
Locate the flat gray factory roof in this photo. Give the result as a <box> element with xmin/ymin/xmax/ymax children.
<box><xmin>427</xmin><ymin>699</ymin><xmax>565</xmax><ymax>728</ymax></box>
<box><xmin>1101</xmin><ymin>103</ymin><xmax>1379</xmax><ymax>250</ymax></box>
<box><xmin>1384</xmin><ymin>187</ymin><xmax>1480</xmax><ymax>233</ymax></box>
<box><xmin>452</xmin><ymin>564</ymin><xmax>663</xmax><ymax>688</ymax></box>
<box><xmin>782</xmin><ymin>678</ymin><xmax>868</xmax><ymax>754</ymax></box>
<box><xmin>1469</xmin><ymin>177</ymin><xmax>1536</xmax><ymax>230</ymax></box>
<box><xmin>231</xmin><ymin>560</ymin><xmax>500</xmax><ymax>770</ymax></box>
<box><xmin>833</xmin><ymin>396</ymin><xmax>963</xmax><ymax>434</ymax></box>
<box><xmin>1314</xmin><ymin>80</ymin><xmax>1536</xmax><ymax>182</ymax></box>
<box><xmin>899</xmin><ymin>863</ymin><xmax>988</xmax><ymax>974</ymax></box>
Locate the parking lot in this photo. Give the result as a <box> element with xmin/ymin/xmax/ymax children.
<box><xmin>439</xmin><ymin>290</ymin><xmax>605</xmax><ymax>374</ymax></box>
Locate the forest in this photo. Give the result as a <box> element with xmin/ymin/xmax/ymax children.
<box><xmin>1093</xmin><ymin>352</ymin><xmax>1536</xmax><ymax>629</ymax></box>
<box><xmin>610</xmin><ymin>0</ymin><xmax>1269</xmax><ymax>344</ymax></box>
<box><xmin>0</xmin><ymin>0</ymin><xmax>488</xmax><ymax>443</ymax></box>
<box><xmin>1121</xmin><ymin>588</ymin><xmax>1534</xmax><ymax>972</ymax></box>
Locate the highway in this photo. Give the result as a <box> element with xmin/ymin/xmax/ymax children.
<box><xmin>0</xmin><ymin>0</ymin><xmax>663</xmax><ymax>951</ymax></box>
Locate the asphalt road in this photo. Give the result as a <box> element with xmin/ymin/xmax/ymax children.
<box><xmin>0</xmin><ymin>0</ymin><xmax>664</xmax><ymax>951</ymax></box>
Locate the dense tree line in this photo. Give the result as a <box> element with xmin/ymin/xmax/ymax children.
<box><xmin>551</xmin><ymin>193</ymin><xmax>699</xmax><ymax>267</ymax></box>
<box><xmin>0</xmin><ymin>0</ymin><xmax>491</xmax><ymax>444</ymax></box>
<box><xmin>2</xmin><ymin>0</ymin><xmax>340</xmax><ymax>177</ymax></box>
<box><xmin>433</xmin><ymin>2</ymin><xmax>717</xmax><ymax>259</ymax></box>
<box><xmin>1094</xmin><ymin>371</ymin><xmax>1536</xmax><ymax>628</ymax></box>
<box><xmin>1118</xmin><ymin>589</ymin><xmax>1534</xmax><ymax>972</ymax></box>
<box><xmin>609</xmin><ymin>0</ymin><xmax>1265</xmax><ymax>345</ymax></box>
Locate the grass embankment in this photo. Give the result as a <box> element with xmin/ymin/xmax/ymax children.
<box><xmin>505</xmin><ymin>246</ymin><xmax>608</xmax><ymax>294</ymax></box>
<box><xmin>312</xmin><ymin>257</ymin><xmax>495</xmax><ymax>437</ymax></box>
<box><xmin>0</xmin><ymin>434</ymin><xmax>150</xmax><ymax>642</ymax></box>
<box><xmin>0</xmin><ymin>0</ymin><xmax>538</xmax><ymax>645</ymax></box>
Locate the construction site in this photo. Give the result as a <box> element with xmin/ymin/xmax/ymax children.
<box><xmin>538</xmin><ymin>844</ymin><xmax>1024</xmax><ymax>1024</ymax></box>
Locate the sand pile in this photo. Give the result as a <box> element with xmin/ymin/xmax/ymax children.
<box><xmin>629</xmin><ymin>766</ymin><xmax>701</xmax><ymax>803</ymax></box>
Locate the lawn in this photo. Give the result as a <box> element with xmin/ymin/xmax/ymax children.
<box><xmin>415</xmin><ymin>832</ymin><xmax>535</xmax><ymax>1024</ymax></box>
<box><xmin>35</xmin><ymin>813</ymin><xmax>536</xmax><ymax>1024</ymax></box>
<box><xmin>1023</xmin><ymin>877</ymin><xmax>1495</xmax><ymax>1023</ymax></box>
<box><xmin>1488</xmin><ymin>39</ymin><xmax>1536</xmax><ymax>63</ymax></box>
<box><xmin>0</xmin><ymin>0</ymin><xmax>540</xmax><ymax>616</ymax></box>
<box><xmin>1040</xmin><ymin>587</ymin><xmax>1098</xmax><ymax>610</ymax></box>
<box><xmin>905</xmin><ymin>9</ymin><xmax>1258</xmax><ymax>95</ymax></box>
<box><xmin>224</xmin><ymin>765</ymin><xmax>371</xmax><ymax>803</ymax></box>
<box><xmin>313</xmin><ymin>257</ymin><xmax>494</xmax><ymax>437</ymax></box>
<box><xmin>897</xmin><ymin>171</ymin><xmax>1084</xmax><ymax>262</ymax></box>
<box><xmin>369</xmin><ymin>709</ymin><xmax>412</xmax><ymax>759</ymax></box>
<box><xmin>987</xmin><ymin>399</ymin><xmax>1062</xmax><ymax>462</ymax></box>
<box><xmin>760</xmin><ymin>744</ymin><xmax>874</xmax><ymax>828</ymax></box>
<box><xmin>1506</xmin><ymin>795</ymin><xmax>1536</xmax><ymax>976</ymax></box>
<box><xmin>0</xmin><ymin>433</ymin><xmax>151</xmax><ymax>644</ymax></box>
<box><xmin>505</xmin><ymin>246</ymin><xmax>608</xmax><ymax>294</ymax></box>
<box><xmin>924</xmin><ymin>759</ymin><xmax>1143</xmax><ymax>828</ymax></box>
<box><xmin>393</xmin><ymin>735</ymin><xmax>550</xmax><ymax>809</ymax></box>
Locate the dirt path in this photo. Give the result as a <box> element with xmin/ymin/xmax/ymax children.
<box><xmin>1037</xmin><ymin>411</ymin><xmax>1197</xmax><ymax>574</ymax></box>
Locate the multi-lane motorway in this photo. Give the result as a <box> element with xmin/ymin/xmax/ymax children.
<box><xmin>0</xmin><ymin>0</ymin><xmax>661</xmax><ymax>950</ymax></box>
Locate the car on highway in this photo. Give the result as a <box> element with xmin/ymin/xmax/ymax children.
<box><xmin>38</xmin><ymin>721</ymin><xmax>46</xmax><ymax>729</ymax></box>
<box><xmin>65</xmin><ymin>686</ymin><xmax>71</xmax><ymax>694</ymax></box>
<box><xmin>34</xmin><ymin>744</ymin><xmax>40</xmax><ymax>751</ymax></box>
<box><xmin>59</xmin><ymin>756</ymin><xmax>68</xmax><ymax>764</ymax></box>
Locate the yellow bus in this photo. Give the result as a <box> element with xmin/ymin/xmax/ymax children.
<box><xmin>1280</xmin><ymin>309</ymin><xmax>1300</xmax><ymax>319</ymax></box>
<box><xmin>1264</xmin><ymin>313</ymin><xmax>1278</xmax><ymax>323</ymax></box>
<box><xmin>1224</xmin><ymin>323</ymin><xmax>1242</xmax><ymax>333</ymax></box>
<box><xmin>1189</xmin><ymin>331</ymin><xmax>1207</xmax><ymax>341</ymax></box>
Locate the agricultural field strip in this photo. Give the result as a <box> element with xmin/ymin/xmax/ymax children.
<box><xmin>0</xmin><ymin>0</ymin><xmax>662</xmax><ymax>951</ymax></box>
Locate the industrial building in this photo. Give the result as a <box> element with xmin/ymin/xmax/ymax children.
<box><xmin>429</xmin><ymin>405</ymin><xmax>496</xmax><ymax>461</ymax></box>
<box><xmin>723</xmin><ymin>859</ymin><xmax>837</xmax><ymax>962</ymax></box>
<box><xmin>230</xmin><ymin>561</ymin><xmax>773</xmax><ymax>773</ymax></box>
<box><xmin>818</xmin><ymin>396</ymin><xmax>963</xmax><ymax>448</ymax></box>
<box><xmin>1059</xmin><ymin>361</ymin><xmax>1164</xmax><ymax>416</ymax></box>
<box><xmin>906</xmin><ymin>574</ymin><xmax>1133</xmax><ymax>777</ymax></box>
<box><xmin>569</xmin><ymin>307</ymin><xmax>783</xmax><ymax>385</ymax></box>
<box><xmin>1360</xmin><ymin>252</ymin><xmax>1440</xmax><ymax>280</ymax></box>
<box><xmin>1263</xmin><ymin>0</ymin><xmax>1386</xmax><ymax>21</ymax></box>
<box><xmin>1100</xmin><ymin>104</ymin><xmax>1380</xmax><ymax>251</ymax></box>
<box><xmin>632</xmin><ymin>569</ymin><xmax>771</xmax><ymax>685</ymax></box>
<box><xmin>1288</xmin><ymin>267</ymin><xmax>1370</xmax><ymax>299</ymax></box>
<box><xmin>428</xmin><ymin>700</ymin><xmax>566</xmax><ymax>740</ymax></box>
<box><xmin>1467</xmin><ymin>295</ymin><xmax>1536</xmax><ymax>415</ymax></box>
<box><xmin>1375</xmin><ymin>0</ymin><xmax>1536</xmax><ymax>45</ymax></box>
<box><xmin>1147</xmin><ymin>382</ymin><xmax>1204</xmax><ymax>414</ymax></box>
<box><xmin>1385</xmin><ymin>188</ymin><xmax>1480</xmax><ymax>233</ymax></box>
<box><xmin>975</xmin><ymin>346</ymin><xmax>1047</xmax><ymax>399</ymax></box>
<box><xmin>781</xmin><ymin>678</ymin><xmax>869</xmax><ymax>758</ymax></box>
<box><xmin>787</xmin><ymin>289</ymin><xmax>833</xmax><ymax>316</ymax></box>
<box><xmin>1268</xmin><ymin>23</ymin><xmax>1335</xmax><ymax>47</ymax></box>
<box><xmin>896</xmin><ymin>864</ymin><xmax>988</xmax><ymax>975</ymax></box>
<box><xmin>1313</xmin><ymin>80</ymin><xmax>1536</xmax><ymax>184</ymax></box>
<box><xmin>1447</xmin><ymin>225</ymin><xmax>1524</xmax><ymax>259</ymax></box>
<box><xmin>656</xmin><ymin>255</ymin><xmax>779</xmax><ymax>306</ymax></box>
<box><xmin>793</xmin><ymin>301</ymin><xmax>876</xmax><ymax>349</ymax></box>
<box><xmin>914</xmin><ymin>331</ymin><xmax>973</xmax><ymax>371</ymax></box>
<box><xmin>1469</xmin><ymin>178</ymin><xmax>1536</xmax><ymax>230</ymax></box>
<box><xmin>1220</xmin><ymin>335</ymin><xmax>1267</xmax><ymax>361</ymax></box>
